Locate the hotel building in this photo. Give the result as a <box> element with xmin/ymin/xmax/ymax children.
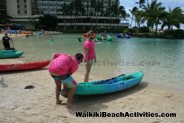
<box><xmin>2</xmin><ymin>0</ymin><xmax>129</xmax><ymax>31</ymax></box>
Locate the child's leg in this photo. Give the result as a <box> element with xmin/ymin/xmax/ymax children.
<box><xmin>84</xmin><ymin>62</ymin><xmax>92</xmax><ymax>82</ymax></box>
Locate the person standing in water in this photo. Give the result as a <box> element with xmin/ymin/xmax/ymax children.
<box><xmin>48</xmin><ymin>36</ymin><xmax>55</xmax><ymax>45</ymax></box>
<box><xmin>50</xmin><ymin>36</ymin><xmax>54</xmax><ymax>42</ymax></box>
<box><xmin>2</xmin><ymin>33</ymin><xmax>14</xmax><ymax>50</ymax></box>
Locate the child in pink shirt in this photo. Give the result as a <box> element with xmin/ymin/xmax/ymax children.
<box><xmin>49</xmin><ymin>53</ymin><xmax>83</xmax><ymax>108</ymax></box>
<box><xmin>83</xmin><ymin>30</ymin><xmax>96</xmax><ymax>82</ymax></box>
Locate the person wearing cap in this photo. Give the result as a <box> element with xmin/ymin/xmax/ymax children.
<box><xmin>48</xmin><ymin>53</ymin><xmax>83</xmax><ymax>108</ymax></box>
<box><xmin>2</xmin><ymin>33</ymin><xmax>11</xmax><ymax>50</ymax></box>
<box><xmin>83</xmin><ymin>30</ymin><xmax>97</xmax><ymax>82</ymax></box>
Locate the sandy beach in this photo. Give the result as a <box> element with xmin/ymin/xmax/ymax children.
<box><xmin>0</xmin><ymin>35</ymin><xmax>184</xmax><ymax>123</ymax></box>
<box><xmin>1</xmin><ymin>61</ymin><xmax>184</xmax><ymax>123</ymax></box>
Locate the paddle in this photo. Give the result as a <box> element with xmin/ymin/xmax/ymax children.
<box><xmin>9</xmin><ymin>32</ymin><xmax>15</xmax><ymax>49</ymax></box>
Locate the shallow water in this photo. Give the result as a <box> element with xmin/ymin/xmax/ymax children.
<box><xmin>7</xmin><ymin>33</ymin><xmax>184</xmax><ymax>91</ymax></box>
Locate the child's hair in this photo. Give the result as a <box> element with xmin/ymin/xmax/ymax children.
<box><xmin>75</xmin><ymin>53</ymin><xmax>83</xmax><ymax>61</ymax></box>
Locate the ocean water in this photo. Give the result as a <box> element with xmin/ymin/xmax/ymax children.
<box><xmin>9</xmin><ymin>33</ymin><xmax>184</xmax><ymax>92</ymax></box>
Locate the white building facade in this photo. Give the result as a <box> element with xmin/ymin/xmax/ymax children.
<box><xmin>5</xmin><ymin>0</ymin><xmax>128</xmax><ymax>32</ymax></box>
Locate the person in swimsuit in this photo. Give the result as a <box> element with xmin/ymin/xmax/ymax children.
<box><xmin>83</xmin><ymin>30</ymin><xmax>97</xmax><ymax>82</ymax></box>
<box><xmin>48</xmin><ymin>53</ymin><xmax>83</xmax><ymax>108</ymax></box>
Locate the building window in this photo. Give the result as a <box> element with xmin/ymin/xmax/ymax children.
<box><xmin>17</xmin><ymin>5</ymin><xmax>20</xmax><ymax>8</ymax></box>
<box><xmin>17</xmin><ymin>0</ymin><xmax>19</xmax><ymax>3</ymax></box>
<box><xmin>18</xmin><ymin>10</ymin><xmax>20</xmax><ymax>14</ymax></box>
<box><xmin>25</xmin><ymin>10</ymin><xmax>27</xmax><ymax>14</ymax></box>
<box><xmin>24</xmin><ymin>0</ymin><xmax>26</xmax><ymax>3</ymax></box>
<box><xmin>24</xmin><ymin>5</ymin><xmax>27</xmax><ymax>8</ymax></box>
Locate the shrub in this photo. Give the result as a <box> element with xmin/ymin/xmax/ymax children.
<box><xmin>131</xmin><ymin>27</ymin><xmax>139</xmax><ymax>33</ymax></box>
<box><xmin>139</xmin><ymin>26</ymin><xmax>149</xmax><ymax>33</ymax></box>
<box><xmin>173</xmin><ymin>29</ymin><xmax>184</xmax><ymax>39</ymax></box>
<box><xmin>163</xmin><ymin>29</ymin><xmax>184</xmax><ymax>39</ymax></box>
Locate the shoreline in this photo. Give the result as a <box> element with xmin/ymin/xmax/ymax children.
<box><xmin>0</xmin><ymin>68</ymin><xmax>184</xmax><ymax>123</ymax></box>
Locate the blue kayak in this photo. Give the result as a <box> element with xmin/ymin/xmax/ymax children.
<box><xmin>75</xmin><ymin>71</ymin><xmax>144</xmax><ymax>95</ymax></box>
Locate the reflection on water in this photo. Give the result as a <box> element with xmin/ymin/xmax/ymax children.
<box><xmin>13</xmin><ymin>34</ymin><xmax>184</xmax><ymax>91</ymax></box>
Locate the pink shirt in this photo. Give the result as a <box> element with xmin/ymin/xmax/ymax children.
<box><xmin>83</xmin><ymin>39</ymin><xmax>95</xmax><ymax>62</ymax></box>
<box><xmin>48</xmin><ymin>53</ymin><xmax>78</xmax><ymax>75</ymax></box>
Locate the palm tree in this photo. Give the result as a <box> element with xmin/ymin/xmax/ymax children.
<box><xmin>0</xmin><ymin>15</ymin><xmax>11</xmax><ymax>24</ymax></box>
<box><xmin>38</xmin><ymin>14</ymin><xmax>58</xmax><ymax>30</ymax></box>
<box><xmin>119</xmin><ymin>6</ymin><xmax>127</xmax><ymax>19</ymax></box>
<box><xmin>142</xmin><ymin>0</ymin><xmax>165</xmax><ymax>32</ymax></box>
<box><xmin>135</xmin><ymin>0</ymin><xmax>146</xmax><ymax>8</ymax></box>
<box><xmin>134</xmin><ymin>10</ymin><xmax>145</xmax><ymax>28</ymax></box>
<box><xmin>129</xmin><ymin>7</ymin><xmax>138</xmax><ymax>28</ymax></box>
<box><xmin>161</xmin><ymin>7</ymin><xmax>184</xmax><ymax>30</ymax></box>
<box><xmin>116</xmin><ymin>5</ymin><xmax>127</xmax><ymax>30</ymax></box>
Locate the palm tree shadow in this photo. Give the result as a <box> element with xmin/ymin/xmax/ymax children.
<box><xmin>67</xmin><ymin>81</ymin><xmax>148</xmax><ymax>114</ymax></box>
<box><xmin>0</xmin><ymin>76</ymin><xmax>8</xmax><ymax>88</ymax></box>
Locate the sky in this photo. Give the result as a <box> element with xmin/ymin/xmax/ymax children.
<box><xmin>120</xmin><ymin>0</ymin><xmax>184</xmax><ymax>12</ymax></box>
<box><xmin>120</xmin><ymin>0</ymin><xmax>184</xmax><ymax>29</ymax></box>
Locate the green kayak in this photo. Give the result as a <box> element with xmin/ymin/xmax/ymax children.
<box><xmin>0</xmin><ymin>50</ymin><xmax>24</xmax><ymax>58</ymax></box>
